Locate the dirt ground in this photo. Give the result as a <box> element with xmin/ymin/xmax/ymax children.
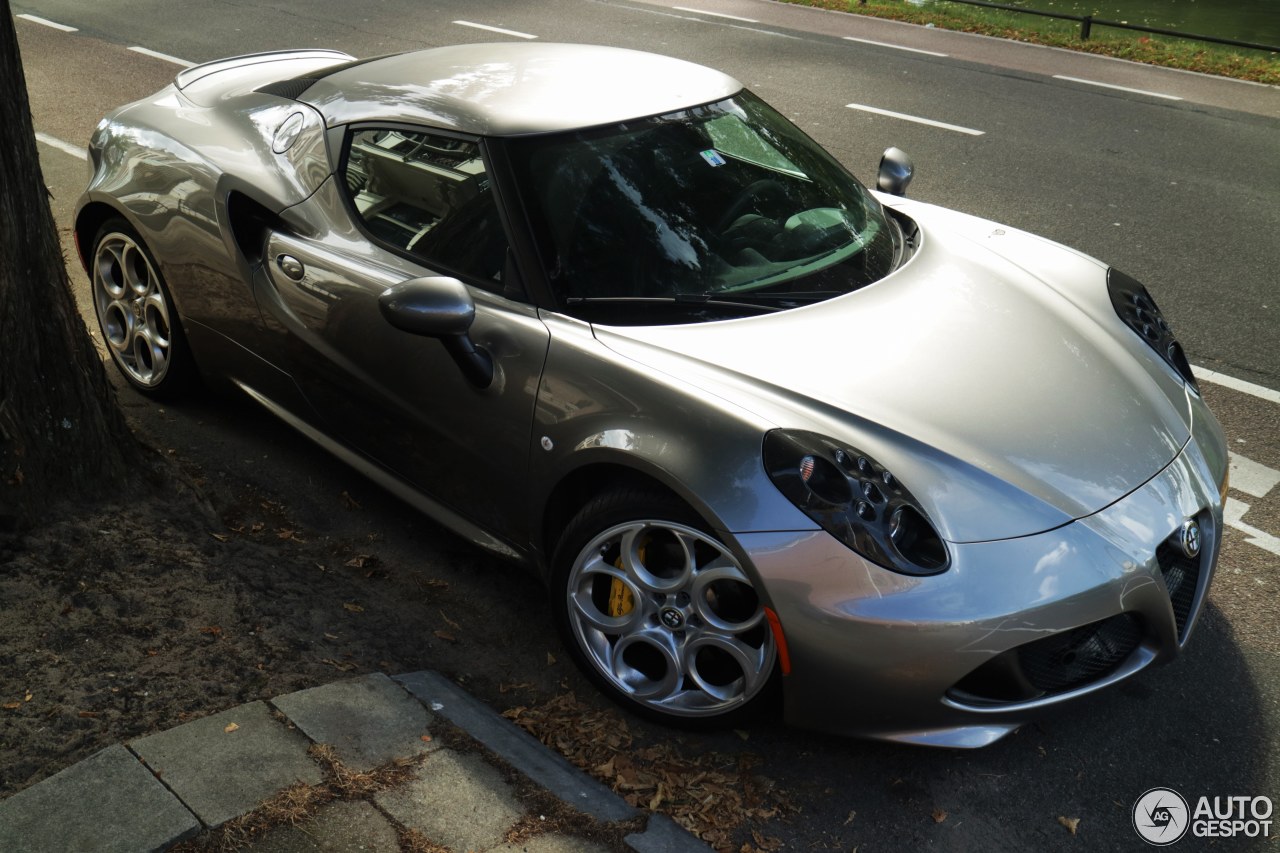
<box><xmin>0</xmin><ymin>386</ymin><xmax>790</xmax><ymax>851</ymax></box>
<box><xmin>0</xmin><ymin>452</ymin><xmax>521</xmax><ymax>792</ymax></box>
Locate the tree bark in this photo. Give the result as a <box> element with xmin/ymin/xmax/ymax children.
<box><xmin>0</xmin><ymin>1</ymin><xmax>143</xmax><ymax>529</ymax></box>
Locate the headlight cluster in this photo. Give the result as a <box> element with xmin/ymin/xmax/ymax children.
<box><xmin>1107</xmin><ymin>268</ymin><xmax>1197</xmax><ymax>391</ymax></box>
<box><xmin>763</xmin><ymin>430</ymin><xmax>948</xmax><ymax>576</ymax></box>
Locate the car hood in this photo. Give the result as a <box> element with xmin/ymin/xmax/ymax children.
<box><xmin>592</xmin><ymin>201</ymin><xmax>1192</xmax><ymax>543</ymax></box>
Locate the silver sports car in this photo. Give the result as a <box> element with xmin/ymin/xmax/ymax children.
<box><xmin>77</xmin><ymin>43</ymin><xmax>1228</xmax><ymax>747</ymax></box>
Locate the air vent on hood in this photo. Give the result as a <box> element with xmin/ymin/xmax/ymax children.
<box><xmin>257</xmin><ymin>77</ymin><xmax>321</xmax><ymax>100</ymax></box>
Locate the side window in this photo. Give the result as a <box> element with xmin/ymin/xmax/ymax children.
<box><xmin>343</xmin><ymin>128</ymin><xmax>510</xmax><ymax>289</ymax></box>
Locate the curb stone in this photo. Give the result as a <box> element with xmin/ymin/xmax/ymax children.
<box><xmin>0</xmin><ymin>671</ymin><xmax>713</xmax><ymax>852</ymax></box>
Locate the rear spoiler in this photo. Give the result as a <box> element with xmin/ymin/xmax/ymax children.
<box><xmin>175</xmin><ymin>49</ymin><xmax>355</xmax><ymax>90</ymax></box>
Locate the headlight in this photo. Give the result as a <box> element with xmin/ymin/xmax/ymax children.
<box><xmin>1107</xmin><ymin>268</ymin><xmax>1197</xmax><ymax>391</ymax></box>
<box><xmin>763</xmin><ymin>429</ymin><xmax>949</xmax><ymax>576</ymax></box>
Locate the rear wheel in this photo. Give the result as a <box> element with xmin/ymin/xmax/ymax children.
<box><xmin>91</xmin><ymin>219</ymin><xmax>195</xmax><ymax>396</ymax></box>
<box><xmin>551</xmin><ymin>488</ymin><xmax>778</xmax><ymax>727</ymax></box>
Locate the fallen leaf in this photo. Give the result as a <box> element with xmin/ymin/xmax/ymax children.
<box><xmin>932</xmin><ymin>809</ymin><xmax>948</xmax><ymax>824</ymax></box>
<box><xmin>342</xmin><ymin>602</ymin><xmax>364</xmax><ymax>613</ymax></box>
<box><xmin>320</xmin><ymin>658</ymin><xmax>357</xmax><ymax>672</ymax></box>
<box><xmin>649</xmin><ymin>782</ymin><xmax>666</xmax><ymax>810</ymax></box>
<box><xmin>440</xmin><ymin>610</ymin><xmax>461</xmax><ymax>631</ymax></box>
<box><xmin>78</xmin><ymin>710</ymin><xmax>99</xmax><ymax>718</ymax></box>
<box><xmin>323</xmin><ymin>633</ymin><xmax>340</xmax><ymax>641</ymax></box>
<box><xmin>1058</xmin><ymin>816</ymin><xmax>1080</xmax><ymax>836</ymax></box>
<box><xmin>224</xmin><ymin>722</ymin><xmax>240</xmax><ymax>733</ymax></box>
<box><xmin>433</xmin><ymin>631</ymin><xmax>457</xmax><ymax>643</ymax></box>
<box><xmin>750</xmin><ymin>830</ymin><xmax>784</xmax><ymax>852</ymax></box>
<box><xmin>844</xmin><ymin>810</ymin><xmax>857</xmax><ymax>826</ymax></box>
<box><xmin>210</xmin><ymin>532</ymin><xmax>229</xmax><ymax>542</ymax></box>
<box><xmin>345</xmin><ymin>555</ymin><xmax>374</xmax><ymax>569</ymax></box>
<box><xmin>24</xmin><ymin>692</ymin><xmax>32</xmax><ymax>702</ymax></box>
<box><xmin>420</xmin><ymin>735</ymin><xmax>433</xmax><ymax>742</ymax></box>
<box><xmin>146</xmin><ymin>649</ymin><xmax>158</xmax><ymax>657</ymax></box>
<box><xmin>499</xmin><ymin>681</ymin><xmax>534</xmax><ymax>694</ymax></box>
<box><xmin>2</xmin><ymin>702</ymin><xmax>20</xmax><ymax>711</ymax></box>
<box><xmin>200</xmin><ymin>626</ymin><xmax>223</xmax><ymax>638</ymax></box>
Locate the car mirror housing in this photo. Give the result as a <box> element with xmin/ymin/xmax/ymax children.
<box><xmin>877</xmin><ymin>147</ymin><xmax>914</xmax><ymax>196</ymax></box>
<box><xmin>379</xmin><ymin>276</ymin><xmax>493</xmax><ymax>387</ymax></box>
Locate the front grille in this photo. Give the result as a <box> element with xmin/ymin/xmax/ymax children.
<box><xmin>1156</xmin><ymin>538</ymin><xmax>1202</xmax><ymax>642</ymax></box>
<box><xmin>1016</xmin><ymin>613</ymin><xmax>1144</xmax><ymax>694</ymax></box>
<box><xmin>949</xmin><ymin>613</ymin><xmax>1145</xmax><ymax>705</ymax></box>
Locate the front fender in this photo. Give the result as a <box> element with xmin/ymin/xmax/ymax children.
<box><xmin>529</xmin><ymin>312</ymin><xmax>818</xmax><ymax>552</ymax></box>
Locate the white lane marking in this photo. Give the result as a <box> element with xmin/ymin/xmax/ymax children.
<box><xmin>452</xmin><ymin>20</ymin><xmax>537</xmax><ymax>39</ymax></box>
<box><xmin>1224</xmin><ymin>499</ymin><xmax>1280</xmax><ymax>557</ymax></box>
<box><xmin>129</xmin><ymin>46</ymin><xmax>195</xmax><ymax>67</ymax></box>
<box><xmin>728</xmin><ymin>24</ymin><xmax>801</xmax><ymax>39</ymax></box>
<box><xmin>1224</xmin><ymin>454</ymin><xmax>1280</xmax><ymax>557</ymax></box>
<box><xmin>1053</xmin><ymin>75</ymin><xmax>1182</xmax><ymax>101</ymax></box>
<box><xmin>846</xmin><ymin>103</ymin><xmax>984</xmax><ymax>136</ymax></box>
<box><xmin>36</xmin><ymin>132</ymin><xmax>88</xmax><ymax>161</ymax></box>
<box><xmin>1193</xmin><ymin>366</ymin><xmax>1280</xmax><ymax>406</ymax></box>
<box><xmin>1229</xmin><ymin>452</ymin><xmax>1280</xmax><ymax>500</ymax></box>
<box><xmin>17</xmin><ymin>14</ymin><xmax>78</xmax><ymax>32</ymax></box>
<box><xmin>843</xmin><ymin>36</ymin><xmax>947</xmax><ymax>57</ymax></box>
<box><xmin>673</xmin><ymin>6</ymin><xmax>759</xmax><ymax>22</ymax></box>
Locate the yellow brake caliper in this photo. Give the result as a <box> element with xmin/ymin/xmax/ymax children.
<box><xmin>608</xmin><ymin>542</ymin><xmax>640</xmax><ymax>617</ymax></box>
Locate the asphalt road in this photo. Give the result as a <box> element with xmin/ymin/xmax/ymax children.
<box><xmin>14</xmin><ymin>1</ymin><xmax>1280</xmax><ymax>849</ymax></box>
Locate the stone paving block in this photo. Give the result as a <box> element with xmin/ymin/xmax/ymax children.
<box><xmin>396</xmin><ymin>671</ymin><xmax>636</xmax><ymax>822</ymax></box>
<box><xmin>375</xmin><ymin>747</ymin><xmax>522</xmax><ymax>852</ymax></box>
<box><xmin>492</xmin><ymin>834</ymin><xmax>616</xmax><ymax>853</ymax></box>
<box><xmin>130</xmin><ymin>700</ymin><xmax>323</xmax><ymax>828</ymax></box>
<box><xmin>0</xmin><ymin>744</ymin><xmax>199</xmax><ymax>853</ymax></box>
<box><xmin>272</xmin><ymin>673</ymin><xmax>437</xmax><ymax>772</ymax></box>
<box><xmin>250</xmin><ymin>799</ymin><xmax>401</xmax><ymax>852</ymax></box>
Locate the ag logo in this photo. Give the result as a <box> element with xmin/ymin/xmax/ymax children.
<box><xmin>1134</xmin><ymin>788</ymin><xmax>1190</xmax><ymax>845</ymax></box>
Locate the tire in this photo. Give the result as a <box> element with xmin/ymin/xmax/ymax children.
<box><xmin>90</xmin><ymin>218</ymin><xmax>196</xmax><ymax>397</ymax></box>
<box><xmin>551</xmin><ymin>487</ymin><xmax>779</xmax><ymax>728</ymax></box>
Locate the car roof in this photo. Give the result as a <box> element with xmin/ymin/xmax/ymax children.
<box><xmin>299</xmin><ymin>42</ymin><xmax>744</xmax><ymax>136</ymax></box>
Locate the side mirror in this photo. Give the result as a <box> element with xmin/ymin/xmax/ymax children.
<box><xmin>877</xmin><ymin>147</ymin><xmax>914</xmax><ymax>196</ymax></box>
<box><xmin>379</xmin><ymin>276</ymin><xmax>493</xmax><ymax>388</ymax></box>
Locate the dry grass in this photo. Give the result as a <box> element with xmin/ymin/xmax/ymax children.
<box><xmin>398</xmin><ymin>827</ymin><xmax>453</xmax><ymax>853</ymax></box>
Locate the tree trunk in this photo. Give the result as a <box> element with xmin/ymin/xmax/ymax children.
<box><xmin>0</xmin><ymin>1</ymin><xmax>143</xmax><ymax>529</ymax></box>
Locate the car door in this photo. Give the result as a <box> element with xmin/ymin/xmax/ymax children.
<box><xmin>253</xmin><ymin>124</ymin><xmax>549</xmax><ymax>547</ymax></box>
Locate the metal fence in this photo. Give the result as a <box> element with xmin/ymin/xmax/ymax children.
<box><xmin>933</xmin><ymin>0</ymin><xmax>1280</xmax><ymax>53</ymax></box>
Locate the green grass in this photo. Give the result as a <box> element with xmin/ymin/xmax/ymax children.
<box><xmin>779</xmin><ymin>0</ymin><xmax>1280</xmax><ymax>85</ymax></box>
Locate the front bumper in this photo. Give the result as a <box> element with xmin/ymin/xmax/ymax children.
<box><xmin>741</xmin><ymin>393</ymin><xmax>1227</xmax><ymax>748</ymax></box>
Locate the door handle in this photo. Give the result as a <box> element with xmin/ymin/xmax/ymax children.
<box><xmin>276</xmin><ymin>254</ymin><xmax>305</xmax><ymax>281</ymax></box>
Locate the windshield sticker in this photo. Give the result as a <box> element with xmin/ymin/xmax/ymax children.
<box><xmin>700</xmin><ymin>149</ymin><xmax>727</xmax><ymax>167</ymax></box>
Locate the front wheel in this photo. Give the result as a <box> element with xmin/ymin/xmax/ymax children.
<box><xmin>551</xmin><ymin>488</ymin><xmax>778</xmax><ymax>727</ymax></box>
<box><xmin>90</xmin><ymin>219</ymin><xmax>196</xmax><ymax>397</ymax></box>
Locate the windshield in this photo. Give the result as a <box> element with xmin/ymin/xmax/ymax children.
<box><xmin>506</xmin><ymin>91</ymin><xmax>900</xmax><ymax>324</ymax></box>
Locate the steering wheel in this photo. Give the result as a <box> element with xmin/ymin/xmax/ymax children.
<box><xmin>714</xmin><ymin>179</ymin><xmax>787</xmax><ymax>232</ymax></box>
